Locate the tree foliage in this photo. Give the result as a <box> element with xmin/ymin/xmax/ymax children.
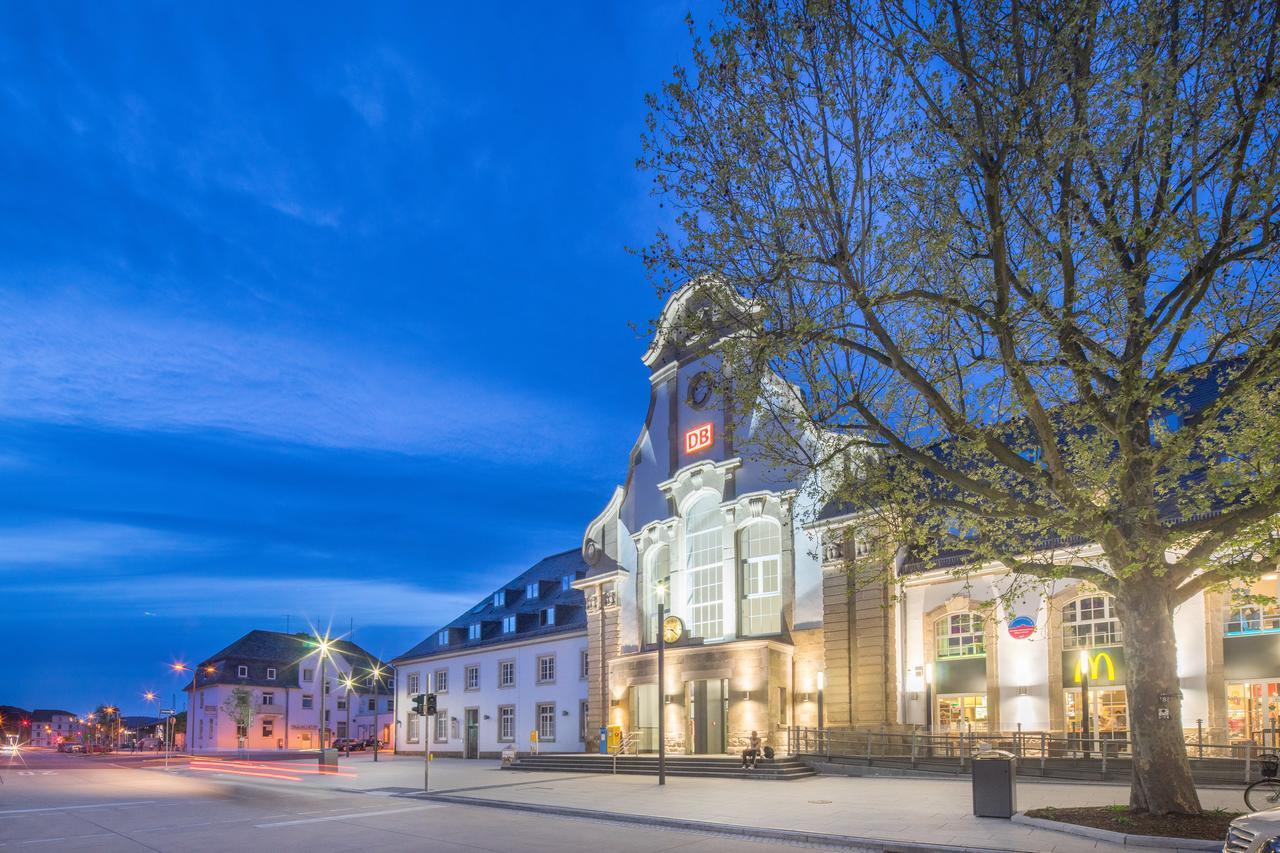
<box><xmin>640</xmin><ymin>0</ymin><xmax>1280</xmax><ymax>814</ymax></box>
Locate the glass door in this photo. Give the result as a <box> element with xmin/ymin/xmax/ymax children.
<box><xmin>630</xmin><ymin>684</ymin><xmax>660</xmax><ymax>752</ymax></box>
<box><xmin>1065</xmin><ymin>687</ymin><xmax>1129</xmax><ymax>750</ymax></box>
<box><xmin>936</xmin><ymin>694</ymin><xmax>988</xmax><ymax>733</ymax></box>
<box><xmin>687</xmin><ymin>679</ymin><xmax>727</xmax><ymax>754</ymax></box>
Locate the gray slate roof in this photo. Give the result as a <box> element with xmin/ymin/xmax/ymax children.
<box><xmin>191</xmin><ymin>630</ymin><xmax>394</xmax><ymax>694</ymax></box>
<box><xmin>394</xmin><ymin>548</ymin><xmax>588</xmax><ymax>662</ymax></box>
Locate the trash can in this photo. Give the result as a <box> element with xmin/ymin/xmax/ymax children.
<box><xmin>972</xmin><ymin>749</ymin><xmax>1017</xmax><ymax>818</ymax></box>
<box><xmin>318</xmin><ymin>747</ymin><xmax>339</xmax><ymax>774</ymax></box>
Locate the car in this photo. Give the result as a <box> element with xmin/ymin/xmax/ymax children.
<box><xmin>332</xmin><ymin>737</ymin><xmax>365</xmax><ymax>752</ymax></box>
<box><xmin>57</xmin><ymin>742</ymin><xmax>83</xmax><ymax>753</ymax></box>
<box><xmin>1225</xmin><ymin>808</ymin><xmax>1280</xmax><ymax>852</ymax></box>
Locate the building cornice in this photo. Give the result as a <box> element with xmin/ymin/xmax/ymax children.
<box><xmin>393</xmin><ymin>629</ymin><xmax>588</xmax><ymax>667</ymax></box>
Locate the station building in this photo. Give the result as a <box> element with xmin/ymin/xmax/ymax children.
<box><xmin>572</xmin><ymin>281</ymin><xmax>1277</xmax><ymax>754</ymax></box>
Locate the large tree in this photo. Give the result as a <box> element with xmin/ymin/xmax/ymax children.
<box><xmin>641</xmin><ymin>0</ymin><xmax>1280</xmax><ymax>814</ymax></box>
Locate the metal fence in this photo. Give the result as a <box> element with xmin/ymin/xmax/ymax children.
<box><xmin>782</xmin><ymin>726</ymin><xmax>1280</xmax><ymax>783</ymax></box>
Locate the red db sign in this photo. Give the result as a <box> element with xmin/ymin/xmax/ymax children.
<box><xmin>685</xmin><ymin>422</ymin><xmax>714</xmax><ymax>454</ymax></box>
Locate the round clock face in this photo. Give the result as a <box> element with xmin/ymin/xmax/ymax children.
<box><xmin>687</xmin><ymin>371</ymin><xmax>714</xmax><ymax>409</ymax></box>
<box><xmin>662</xmin><ymin>615</ymin><xmax>684</xmax><ymax>644</ymax></box>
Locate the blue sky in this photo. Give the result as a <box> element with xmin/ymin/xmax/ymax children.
<box><xmin>0</xmin><ymin>1</ymin><xmax>709</xmax><ymax>715</ymax></box>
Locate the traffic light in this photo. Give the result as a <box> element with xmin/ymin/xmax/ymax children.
<box><xmin>426</xmin><ymin>694</ymin><xmax>437</xmax><ymax>716</ymax></box>
<box><xmin>411</xmin><ymin>693</ymin><xmax>425</xmax><ymax>716</ymax></box>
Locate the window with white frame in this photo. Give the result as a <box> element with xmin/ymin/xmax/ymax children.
<box><xmin>434</xmin><ymin>669</ymin><xmax>448</xmax><ymax>693</ymax></box>
<box><xmin>438</xmin><ymin>629</ymin><xmax>450</xmax><ymax>646</ymax></box>
<box><xmin>493</xmin><ymin>590</ymin><xmax>506</xmax><ymax>607</ymax></box>
<box><xmin>935</xmin><ymin>612</ymin><xmax>985</xmax><ymax>659</ymax></box>
<box><xmin>503</xmin><ymin>615</ymin><xmax>516</xmax><ymax>633</ymax></box>
<box><xmin>526</xmin><ymin>582</ymin><xmax>540</xmax><ymax>599</ymax></box>
<box><xmin>1062</xmin><ymin>595</ymin><xmax>1123</xmax><ymax>649</ymax></box>
<box><xmin>266</xmin><ymin>667</ymin><xmax>276</xmax><ymax>680</ymax></box>
<box><xmin>537</xmin><ymin>702</ymin><xmax>556</xmax><ymax>740</ymax></box>
<box><xmin>434</xmin><ymin>710</ymin><xmax>448</xmax><ymax>742</ymax></box>
<box><xmin>540</xmin><ymin>607</ymin><xmax>555</xmax><ymax>626</ymax></box>
<box><xmin>499</xmin><ymin>660</ymin><xmax>515</xmax><ymax>687</ymax></box>
<box><xmin>237</xmin><ymin>665</ymin><xmax>248</xmax><ymax>678</ymax></box>
<box><xmin>303</xmin><ymin>668</ymin><xmax>314</xmax><ymax>682</ymax></box>
<box><xmin>465</xmin><ymin>664</ymin><xmax>479</xmax><ymax>690</ymax></box>
<box><xmin>643</xmin><ymin>545</ymin><xmax>671</xmax><ymax>645</ymax></box>
<box><xmin>685</xmin><ymin>494</ymin><xmax>724</xmax><ymax>639</ymax></box>
<box><xmin>468</xmin><ymin>623</ymin><xmax>481</xmax><ymax>640</ymax></box>
<box><xmin>498</xmin><ymin>705</ymin><xmax>515</xmax><ymax>741</ymax></box>
<box><xmin>739</xmin><ymin>520</ymin><xmax>783</xmax><ymax>636</ymax></box>
<box><xmin>262</xmin><ymin>692</ymin><xmax>274</xmax><ymax>705</ymax></box>
<box><xmin>302</xmin><ymin>694</ymin><xmax>314</xmax><ymax>709</ymax></box>
<box><xmin>537</xmin><ymin>654</ymin><xmax>555</xmax><ymax>683</ymax></box>
<box><xmin>407</xmin><ymin>712</ymin><xmax>419</xmax><ymax>743</ymax></box>
<box><xmin>407</xmin><ymin>672</ymin><xmax>420</xmax><ymax>694</ymax></box>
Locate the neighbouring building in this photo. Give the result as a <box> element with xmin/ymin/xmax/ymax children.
<box><xmin>28</xmin><ymin>709</ymin><xmax>78</xmax><ymax>747</ymax></box>
<box><xmin>185</xmin><ymin>630</ymin><xmax>394</xmax><ymax>753</ymax></box>
<box><xmin>575</xmin><ymin>282</ymin><xmax>827</xmax><ymax>756</ymax></box>
<box><xmin>393</xmin><ymin>549</ymin><xmax>590</xmax><ymax>758</ymax></box>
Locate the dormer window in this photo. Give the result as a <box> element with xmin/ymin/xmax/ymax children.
<box><xmin>468</xmin><ymin>623</ymin><xmax>482</xmax><ymax>640</ymax></box>
<box><xmin>526</xmin><ymin>582</ymin><xmax>540</xmax><ymax>600</ymax></box>
<box><xmin>438</xmin><ymin>629</ymin><xmax>450</xmax><ymax>646</ymax></box>
<box><xmin>237</xmin><ymin>665</ymin><xmax>248</xmax><ymax>678</ymax></box>
<box><xmin>266</xmin><ymin>668</ymin><xmax>277</xmax><ymax>680</ymax></box>
<box><xmin>540</xmin><ymin>607</ymin><xmax>555</xmax><ymax>627</ymax></box>
<box><xmin>503</xmin><ymin>615</ymin><xmax>516</xmax><ymax>633</ymax></box>
<box><xmin>493</xmin><ymin>590</ymin><xmax>505</xmax><ymax>607</ymax></box>
<box><xmin>562</xmin><ymin>575</ymin><xmax>573</xmax><ymax>591</ymax></box>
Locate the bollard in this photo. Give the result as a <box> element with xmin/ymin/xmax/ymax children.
<box><xmin>1040</xmin><ymin>732</ymin><xmax>1047</xmax><ymax>771</ymax></box>
<box><xmin>1197</xmin><ymin>719</ymin><xmax>1204</xmax><ymax>760</ymax></box>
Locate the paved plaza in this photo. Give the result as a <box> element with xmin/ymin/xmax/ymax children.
<box><xmin>0</xmin><ymin>749</ymin><xmax>1248</xmax><ymax>851</ymax></box>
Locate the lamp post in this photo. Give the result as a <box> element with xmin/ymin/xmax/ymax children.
<box><xmin>310</xmin><ymin>633</ymin><xmax>334</xmax><ymax>764</ymax></box>
<box><xmin>367</xmin><ymin>663</ymin><xmax>386</xmax><ymax>762</ymax></box>
<box><xmin>170</xmin><ymin>662</ymin><xmax>199</xmax><ymax>758</ymax></box>
<box><xmin>656</xmin><ymin>580</ymin><xmax>667</xmax><ymax>787</ymax></box>
<box><xmin>340</xmin><ymin>675</ymin><xmax>355</xmax><ymax>753</ymax></box>
<box><xmin>1078</xmin><ymin>648</ymin><xmax>1092</xmax><ymax>758</ymax></box>
<box><xmin>817</xmin><ymin>670</ymin><xmax>826</xmax><ymax>732</ymax></box>
<box><xmin>923</xmin><ymin>663</ymin><xmax>934</xmax><ymax>732</ymax></box>
<box><xmin>143</xmin><ymin>692</ymin><xmax>159</xmax><ymax>764</ymax></box>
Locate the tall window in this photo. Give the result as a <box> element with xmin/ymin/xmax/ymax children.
<box><xmin>434</xmin><ymin>669</ymin><xmax>448</xmax><ymax>693</ymax></box>
<box><xmin>407</xmin><ymin>713</ymin><xmax>419</xmax><ymax>743</ymax></box>
<box><xmin>935</xmin><ymin>612</ymin><xmax>985</xmax><ymax>659</ymax></box>
<box><xmin>434</xmin><ymin>710</ymin><xmax>448</xmax><ymax>742</ymax></box>
<box><xmin>493</xmin><ymin>590</ymin><xmax>505</xmax><ymax>607</ymax></box>
<box><xmin>503</xmin><ymin>615</ymin><xmax>516</xmax><ymax>633</ymax></box>
<box><xmin>499</xmin><ymin>660</ymin><xmax>515</xmax><ymax>687</ymax></box>
<box><xmin>468</xmin><ymin>623</ymin><xmax>481</xmax><ymax>640</ymax></box>
<box><xmin>438</xmin><ymin>629</ymin><xmax>450</xmax><ymax>646</ymax></box>
<box><xmin>498</xmin><ymin>706</ymin><xmax>515</xmax><ymax>741</ymax></box>
<box><xmin>537</xmin><ymin>654</ymin><xmax>556</xmax><ymax>683</ymax></box>
<box><xmin>526</xmin><ymin>582</ymin><xmax>540</xmax><ymax>599</ymax></box>
<box><xmin>739</xmin><ymin>520</ymin><xmax>783</xmax><ymax>636</ymax></box>
<box><xmin>537</xmin><ymin>703</ymin><xmax>556</xmax><ymax>740</ymax></box>
<box><xmin>465</xmin><ymin>665</ymin><xmax>479</xmax><ymax>690</ymax></box>
<box><xmin>643</xmin><ymin>545</ymin><xmax>671</xmax><ymax>644</ymax></box>
<box><xmin>1063</xmin><ymin>595</ymin><xmax>1123</xmax><ymax>649</ymax></box>
<box><xmin>407</xmin><ymin>672</ymin><xmax>420</xmax><ymax>695</ymax></box>
<box><xmin>685</xmin><ymin>495</ymin><xmax>724</xmax><ymax>639</ymax></box>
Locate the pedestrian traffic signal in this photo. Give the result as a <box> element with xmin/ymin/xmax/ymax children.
<box><xmin>426</xmin><ymin>694</ymin><xmax>437</xmax><ymax>716</ymax></box>
<box><xmin>411</xmin><ymin>694</ymin><xmax>425</xmax><ymax>716</ymax></box>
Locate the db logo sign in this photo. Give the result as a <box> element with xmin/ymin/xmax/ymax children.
<box><xmin>685</xmin><ymin>422</ymin><xmax>714</xmax><ymax>454</ymax></box>
<box><xmin>1007</xmin><ymin>615</ymin><xmax>1036</xmax><ymax>639</ymax></box>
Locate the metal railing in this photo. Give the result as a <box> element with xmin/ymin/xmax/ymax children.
<box><xmin>783</xmin><ymin>726</ymin><xmax>1280</xmax><ymax>783</ymax></box>
<box><xmin>612</xmin><ymin>729</ymin><xmax>641</xmax><ymax>774</ymax></box>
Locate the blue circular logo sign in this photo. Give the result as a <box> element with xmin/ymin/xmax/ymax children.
<box><xmin>1008</xmin><ymin>615</ymin><xmax>1036</xmax><ymax>639</ymax></box>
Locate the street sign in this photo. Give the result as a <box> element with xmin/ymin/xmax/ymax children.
<box><xmin>160</xmin><ymin>708</ymin><xmax>176</xmax><ymax>715</ymax></box>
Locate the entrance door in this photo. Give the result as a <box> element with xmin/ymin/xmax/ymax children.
<box><xmin>629</xmin><ymin>684</ymin><xmax>659</xmax><ymax>752</ymax></box>
<box><xmin>464</xmin><ymin>709</ymin><xmax>479</xmax><ymax>758</ymax></box>
<box><xmin>687</xmin><ymin>679</ymin><xmax>728</xmax><ymax>754</ymax></box>
<box><xmin>1065</xmin><ymin>686</ymin><xmax>1129</xmax><ymax>750</ymax></box>
<box><xmin>1228</xmin><ymin>681</ymin><xmax>1280</xmax><ymax>744</ymax></box>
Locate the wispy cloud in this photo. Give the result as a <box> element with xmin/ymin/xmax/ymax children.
<box><xmin>0</xmin><ymin>521</ymin><xmax>202</xmax><ymax>567</ymax></box>
<box><xmin>0</xmin><ymin>289</ymin><xmax>622</xmax><ymax>467</ymax></box>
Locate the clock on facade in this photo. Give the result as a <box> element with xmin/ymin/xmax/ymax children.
<box><xmin>687</xmin><ymin>371</ymin><xmax>714</xmax><ymax>409</ymax></box>
<box><xmin>662</xmin><ymin>615</ymin><xmax>684</xmax><ymax>644</ymax></box>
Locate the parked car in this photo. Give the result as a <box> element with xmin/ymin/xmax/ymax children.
<box><xmin>57</xmin><ymin>742</ymin><xmax>83</xmax><ymax>753</ymax></box>
<box><xmin>1225</xmin><ymin>809</ymin><xmax>1280</xmax><ymax>852</ymax></box>
<box><xmin>332</xmin><ymin>737</ymin><xmax>365</xmax><ymax>752</ymax></box>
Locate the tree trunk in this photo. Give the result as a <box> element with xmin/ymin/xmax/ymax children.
<box><xmin>1116</xmin><ymin>581</ymin><xmax>1202</xmax><ymax>814</ymax></box>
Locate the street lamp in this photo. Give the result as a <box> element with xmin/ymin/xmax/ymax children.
<box><xmin>656</xmin><ymin>580</ymin><xmax>668</xmax><ymax>787</ymax></box>
<box><xmin>340</xmin><ymin>674</ymin><xmax>356</xmax><ymax>754</ymax></box>
<box><xmin>309</xmin><ymin>631</ymin><xmax>335</xmax><ymax>766</ymax></box>
<box><xmin>1078</xmin><ymin>648</ymin><xmax>1092</xmax><ymax>758</ymax></box>
<box><xmin>366</xmin><ymin>663</ymin><xmax>387</xmax><ymax>762</ymax></box>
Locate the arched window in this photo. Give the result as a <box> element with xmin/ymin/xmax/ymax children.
<box><xmin>934</xmin><ymin>612</ymin><xmax>985</xmax><ymax>659</ymax></box>
<box><xmin>685</xmin><ymin>494</ymin><xmax>724</xmax><ymax>639</ymax></box>
<box><xmin>642</xmin><ymin>545</ymin><xmax>671</xmax><ymax>644</ymax></box>
<box><xmin>739</xmin><ymin>520</ymin><xmax>782</xmax><ymax>636</ymax></box>
<box><xmin>1062</xmin><ymin>595</ymin><xmax>1122</xmax><ymax>649</ymax></box>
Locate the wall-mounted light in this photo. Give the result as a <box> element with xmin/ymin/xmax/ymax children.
<box><xmin>908</xmin><ymin>692</ymin><xmax>920</xmax><ymax>701</ymax></box>
<box><xmin>610</xmin><ymin>699</ymin><xmax>621</xmax><ymax>708</ymax></box>
<box><xmin>483</xmin><ymin>714</ymin><xmax>491</xmax><ymax>720</ymax></box>
<box><xmin>562</xmin><ymin>710</ymin><xmax>570</xmax><ymax>717</ymax></box>
<box><xmin>1017</xmin><ymin>686</ymin><xmax>1030</xmax><ymax>697</ymax></box>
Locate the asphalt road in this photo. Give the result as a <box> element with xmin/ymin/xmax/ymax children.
<box><xmin>0</xmin><ymin>750</ymin><xmax>815</xmax><ymax>852</ymax></box>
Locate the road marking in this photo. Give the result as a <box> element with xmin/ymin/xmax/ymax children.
<box><xmin>255</xmin><ymin>805</ymin><xmax>442</xmax><ymax>828</ymax></box>
<box><xmin>0</xmin><ymin>800</ymin><xmax>154</xmax><ymax>816</ymax></box>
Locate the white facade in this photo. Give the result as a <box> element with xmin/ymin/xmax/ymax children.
<box><xmin>395</xmin><ymin>631</ymin><xmax>589</xmax><ymax>757</ymax></box>
<box><xmin>28</xmin><ymin>711</ymin><xmax>78</xmax><ymax>747</ymax></box>
<box><xmin>188</xmin><ymin>654</ymin><xmax>393</xmax><ymax>753</ymax></box>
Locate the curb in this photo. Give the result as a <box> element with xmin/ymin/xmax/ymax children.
<box><xmin>410</xmin><ymin>792</ymin><xmax>1034</xmax><ymax>853</ymax></box>
<box><xmin>1011</xmin><ymin>813</ymin><xmax>1221</xmax><ymax>850</ymax></box>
